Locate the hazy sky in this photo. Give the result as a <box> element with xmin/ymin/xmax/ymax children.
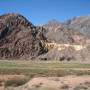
<box><xmin>0</xmin><ymin>0</ymin><xmax>90</xmax><ymax>25</ymax></box>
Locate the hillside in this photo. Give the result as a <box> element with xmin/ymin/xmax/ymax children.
<box><xmin>43</xmin><ymin>19</ymin><xmax>88</xmax><ymax>44</ymax></box>
<box><xmin>64</xmin><ymin>16</ymin><xmax>90</xmax><ymax>38</ymax></box>
<box><xmin>0</xmin><ymin>13</ymin><xmax>89</xmax><ymax>60</ymax></box>
<box><xmin>40</xmin><ymin>19</ymin><xmax>90</xmax><ymax>61</ymax></box>
<box><xmin>0</xmin><ymin>13</ymin><xmax>47</xmax><ymax>59</ymax></box>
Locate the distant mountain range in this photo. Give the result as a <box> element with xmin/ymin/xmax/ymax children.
<box><xmin>64</xmin><ymin>16</ymin><xmax>90</xmax><ymax>38</ymax></box>
<box><xmin>0</xmin><ymin>13</ymin><xmax>90</xmax><ymax>61</ymax></box>
<box><xmin>43</xmin><ymin>19</ymin><xmax>87</xmax><ymax>44</ymax></box>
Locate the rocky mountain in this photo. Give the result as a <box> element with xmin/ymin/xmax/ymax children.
<box><xmin>0</xmin><ymin>13</ymin><xmax>89</xmax><ymax>61</ymax></box>
<box><xmin>39</xmin><ymin>19</ymin><xmax>90</xmax><ymax>61</ymax></box>
<box><xmin>43</xmin><ymin>20</ymin><xmax>86</xmax><ymax>44</ymax></box>
<box><xmin>64</xmin><ymin>16</ymin><xmax>90</xmax><ymax>38</ymax></box>
<box><xmin>0</xmin><ymin>13</ymin><xmax>47</xmax><ymax>59</ymax></box>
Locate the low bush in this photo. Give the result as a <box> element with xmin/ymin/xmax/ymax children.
<box><xmin>5</xmin><ymin>78</ymin><xmax>28</xmax><ymax>87</ymax></box>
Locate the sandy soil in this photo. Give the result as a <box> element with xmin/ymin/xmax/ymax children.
<box><xmin>28</xmin><ymin>75</ymin><xmax>90</xmax><ymax>89</ymax></box>
<box><xmin>12</xmin><ymin>75</ymin><xmax>90</xmax><ymax>90</ymax></box>
<box><xmin>0</xmin><ymin>75</ymin><xmax>25</xmax><ymax>90</ymax></box>
<box><xmin>0</xmin><ymin>75</ymin><xmax>25</xmax><ymax>81</ymax></box>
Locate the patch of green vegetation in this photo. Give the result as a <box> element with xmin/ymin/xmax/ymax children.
<box><xmin>0</xmin><ymin>60</ymin><xmax>90</xmax><ymax>77</ymax></box>
<box><xmin>60</xmin><ymin>84</ymin><xmax>69</xmax><ymax>89</ymax></box>
<box><xmin>0</xmin><ymin>60</ymin><xmax>90</xmax><ymax>69</ymax></box>
<box><xmin>5</xmin><ymin>78</ymin><xmax>29</xmax><ymax>87</ymax></box>
<box><xmin>38</xmin><ymin>87</ymin><xmax>57</xmax><ymax>90</ymax></box>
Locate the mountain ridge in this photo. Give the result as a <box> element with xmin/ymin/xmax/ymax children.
<box><xmin>0</xmin><ymin>13</ymin><xmax>89</xmax><ymax>60</ymax></box>
<box><xmin>0</xmin><ymin>13</ymin><xmax>47</xmax><ymax>59</ymax></box>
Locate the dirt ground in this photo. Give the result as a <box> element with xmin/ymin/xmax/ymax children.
<box><xmin>0</xmin><ymin>75</ymin><xmax>25</xmax><ymax>90</ymax></box>
<box><xmin>12</xmin><ymin>75</ymin><xmax>90</xmax><ymax>90</ymax></box>
<box><xmin>0</xmin><ymin>75</ymin><xmax>89</xmax><ymax>90</ymax></box>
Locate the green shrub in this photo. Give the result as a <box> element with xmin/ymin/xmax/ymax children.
<box><xmin>5</xmin><ymin>78</ymin><xmax>28</xmax><ymax>87</ymax></box>
<box><xmin>60</xmin><ymin>84</ymin><xmax>69</xmax><ymax>89</ymax></box>
<box><xmin>74</xmin><ymin>85</ymin><xmax>88</xmax><ymax>90</ymax></box>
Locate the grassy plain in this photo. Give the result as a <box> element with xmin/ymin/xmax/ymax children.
<box><xmin>0</xmin><ymin>60</ymin><xmax>90</xmax><ymax>77</ymax></box>
<box><xmin>0</xmin><ymin>60</ymin><xmax>90</xmax><ymax>90</ymax></box>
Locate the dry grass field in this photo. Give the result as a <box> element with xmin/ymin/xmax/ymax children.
<box><xmin>0</xmin><ymin>60</ymin><xmax>90</xmax><ymax>90</ymax></box>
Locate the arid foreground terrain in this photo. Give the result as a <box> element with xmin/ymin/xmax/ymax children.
<box><xmin>0</xmin><ymin>60</ymin><xmax>89</xmax><ymax>90</ymax></box>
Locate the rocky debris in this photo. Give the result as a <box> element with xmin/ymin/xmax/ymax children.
<box><xmin>38</xmin><ymin>47</ymin><xmax>75</xmax><ymax>61</ymax></box>
<box><xmin>0</xmin><ymin>13</ymin><xmax>47</xmax><ymax>59</ymax></box>
<box><xmin>38</xmin><ymin>45</ymin><xmax>90</xmax><ymax>61</ymax></box>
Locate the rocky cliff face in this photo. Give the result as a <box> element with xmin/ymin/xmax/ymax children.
<box><xmin>39</xmin><ymin>19</ymin><xmax>90</xmax><ymax>61</ymax></box>
<box><xmin>64</xmin><ymin>16</ymin><xmax>90</xmax><ymax>38</ymax></box>
<box><xmin>0</xmin><ymin>13</ymin><xmax>47</xmax><ymax>59</ymax></box>
<box><xmin>43</xmin><ymin>20</ymin><xmax>86</xmax><ymax>44</ymax></box>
